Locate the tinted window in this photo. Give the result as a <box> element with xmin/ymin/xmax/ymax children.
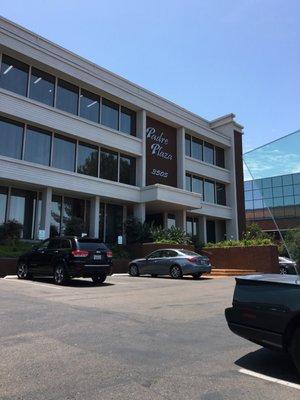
<box><xmin>0</xmin><ymin>54</ymin><xmax>29</xmax><ymax>96</ymax></box>
<box><xmin>165</xmin><ymin>250</ymin><xmax>178</xmax><ymax>257</ymax></box>
<box><xmin>185</xmin><ymin>174</ymin><xmax>192</xmax><ymax>191</ymax></box>
<box><xmin>215</xmin><ymin>146</ymin><xmax>225</xmax><ymax>168</ymax></box>
<box><xmin>48</xmin><ymin>239</ymin><xmax>61</xmax><ymax>249</ymax></box>
<box><xmin>282</xmin><ymin>174</ymin><xmax>293</xmax><ymax>186</ymax></box>
<box><xmin>100</xmin><ymin>149</ymin><xmax>118</xmax><ymax>181</ymax></box>
<box><xmin>56</xmin><ymin>79</ymin><xmax>79</xmax><ymax>115</ymax></box>
<box><xmin>77</xmin><ymin>142</ymin><xmax>98</xmax><ymax>177</ymax></box>
<box><xmin>101</xmin><ymin>98</ymin><xmax>119</xmax><ymax>130</ymax></box>
<box><xmin>203</xmin><ymin>142</ymin><xmax>214</xmax><ymax>164</ymax></box>
<box><xmin>180</xmin><ymin>250</ymin><xmax>200</xmax><ymax>256</ymax></box>
<box><xmin>0</xmin><ymin>186</ymin><xmax>7</xmax><ymax>224</ymax></box>
<box><xmin>191</xmin><ymin>138</ymin><xmax>202</xmax><ymax>160</ymax></box>
<box><xmin>148</xmin><ymin>251</ymin><xmax>162</xmax><ymax>259</ymax></box>
<box><xmin>0</xmin><ymin>117</ymin><xmax>24</xmax><ymax>159</ymax></box>
<box><xmin>77</xmin><ymin>240</ymin><xmax>107</xmax><ymax>251</ymax></box>
<box><xmin>216</xmin><ymin>182</ymin><xmax>226</xmax><ymax>205</ymax></box>
<box><xmin>120</xmin><ymin>106</ymin><xmax>136</xmax><ymax>135</ymax></box>
<box><xmin>24</xmin><ymin>126</ymin><xmax>51</xmax><ymax>166</ymax></box>
<box><xmin>39</xmin><ymin>239</ymin><xmax>50</xmax><ymax>250</ymax></box>
<box><xmin>80</xmin><ymin>89</ymin><xmax>100</xmax><ymax>123</ymax></box>
<box><xmin>29</xmin><ymin>67</ymin><xmax>55</xmax><ymax>106</ymax></box>
<box><xmin>204</xmin><ymin>180</ymin><xmax>215</xmax><ymax>203</ymax></box>
<box><xmin>192</xmin><ymin>176</ymin><xmax>203</xmax><ymax>195</ymax></box>
<box><xmin>52</xmin><ymin>134</ymin><xmax>76</xmax><ymax>172</ymax></box>
<box><xmin>60</xmin><ymin>239</ymin><xmax>72</xmax><ymax>249</ymax></box>
<box><xmin>119</xmin><ymin>155</ymin><xmax>136</xmax><ymax>185</ymax></box>
<box><xmin>185</xmin><ymin>134</ymin><xmax>191</xmax><ymax>157</ymax></box>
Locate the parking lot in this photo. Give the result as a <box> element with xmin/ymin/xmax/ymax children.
<box><xmin>0</xmin><ymin>274</ymin><xmax>299</xmax><ymax>400</ymax></box>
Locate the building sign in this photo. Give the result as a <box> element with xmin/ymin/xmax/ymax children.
<box><xmin>146</xmin><ymin>117</ymin><xmax>177</xmax><ymax>187</ymax></box>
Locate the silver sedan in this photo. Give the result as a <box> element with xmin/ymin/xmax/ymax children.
<box><xmin>128</xmin><ymin>249</ymin><xmax>211</xmax><ymax>279</ymax></box>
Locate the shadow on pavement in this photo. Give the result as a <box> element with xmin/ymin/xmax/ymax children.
<box><xmin>235</xmin><ymin>347</ymin><xmax>299</xmax><ymax>383</ymax></box>
<box><xmin>30</xmin><ymin>277</ymin><xmax>114</xmax><ymax>287</ymax></box>
<box><xmin>132</xmin><ymin>275</ymin><xmax>212</xmax><ymax>281</ymax></box>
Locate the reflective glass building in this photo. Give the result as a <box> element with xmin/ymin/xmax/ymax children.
<box><xmin>244</xmin><ymin>130</ymin><xmax>300</xmax><ymax>236</ymax></box>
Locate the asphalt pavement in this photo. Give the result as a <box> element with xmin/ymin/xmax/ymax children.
<box><xmin>0</xmin><ymin>274</ymin><xmax>299</xmax><ymax>400</ymax></box>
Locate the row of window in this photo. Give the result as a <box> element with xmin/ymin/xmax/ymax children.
<box><xmin>245</xmin><ymin>184</ymin><xmax>300</xmax><ymax>201</ymax></box>
<box><xmin>185</xmin><ymin>173</ymin><xmax>226</xmax><ymax>205</ymax></box>
<box><xmin>246</xmin><ymin>204</ymin><xmax>300</xmax><ymax>220</ymax></box>
<box><xmin>0</xmin><ymin>54</ymin><xmax>136</xmax><ymax>135</ymax></box>
<box><xmin>244</xmin><ymin>173</ymin><xmax>300</xmax><ymax>191</ymax></box>
<box><xmin>246</xmin><ymin>195</ymin><xmax>300</xmax><ymax>210</ymax></box>
<box><xmin>185</xmin><ymin>134</ymin><xmax>225</xmax><ymax>168</ymax></box>
<box><xmin>0</xmin><ymin>116</ymin><xmax>136</xmax><ymax>186</ymax></box>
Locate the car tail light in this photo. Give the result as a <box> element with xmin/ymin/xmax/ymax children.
<box><xmin>187</xmin><ymin>256</ymin><xmax>198</xmax><ymax>263</ymax></box>
<box><xmin>106</xmin><ymin>250</ymin><xmax>113</xmax><ymax>258</ymax></box>
<box><xmin>71</xmin><ymin>249</ymin><xmax>89</xmax><ymax>258</ymax></box>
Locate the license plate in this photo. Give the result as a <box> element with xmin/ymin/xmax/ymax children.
<box><xmin>94</xmin><ymin>255</ymin><xmax>102</xmax><ymax>260</ymax></box>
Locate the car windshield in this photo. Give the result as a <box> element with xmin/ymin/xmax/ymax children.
<box><xmin>77</xmin><ymin>239</ymin><xmax>107</xmax><ymax>251</ymax></box>
<box><xmin>179</xmin><ymin>250</ymin><xmax>201</xmax><ymax>256</ymax></box>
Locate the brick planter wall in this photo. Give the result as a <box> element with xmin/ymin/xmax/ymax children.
<box><xmin>201</xmin><ymin>245</ymin><xmax>279</xmax><ymax>273</ymax></box>
<box><xmin>0</xmin><ymin>258</ymin><xmax>17</xmax><ymax>277</ymax></box>
<box><xmin>112</xmin><ymin>259</ymin><xmax>130</xmax><ymax>274</ymax></box>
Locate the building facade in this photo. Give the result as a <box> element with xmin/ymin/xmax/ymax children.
<box><xmin>0</xmin><ymin>17</ymin><xmax>245</xmax><ymax>244</ymax></box>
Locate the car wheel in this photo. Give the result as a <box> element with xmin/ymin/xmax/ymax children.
<box><xmin>170</xmin><ymin>265</ymin><xmax>182</xmax><ymax>279</ymax></box>
<box><xmin>129</xmin><ymin>264</ymin><xmax>139</xmax><ymax>277</ymax></box>
<box><xmin>92</xmin><ymin>275</ymin><xmax>107</xmax><ymax>285</ymax></box>
<box><xmin>17</xmin><ymin>262</ymin><xmax>30</xmax><ymax>279</ymax></box>
<box><xmin>54</xmin><ymin>264</ymin><xmax>67</xmax><ymax>285</ymax></box>
<box><xmin>192</xmin><ymin>273</ymin><xmax>202</xmax><ymax>279</ymax></box>
<box><xmin>279</xmin><ymin>266</ymin><xmax>288</xmax><ymax>274</ymax></box>
<box><xmin>290</xmin><ymin>327</ymin><xmax>300</xmax><ymax>374</ymax></box>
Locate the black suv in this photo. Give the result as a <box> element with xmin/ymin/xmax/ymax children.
<box><xmin>17</xmin><ymin>237</ymin><xmax>113</xmax><ymax>285</ymax></box>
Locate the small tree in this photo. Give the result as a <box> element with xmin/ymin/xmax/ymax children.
<box><xmin>64</xmin><ymin>217</ymin><xmax>87</xmax><ymax>236</ymax></box>
<box><xmin>243</xmin><ymin>223</ymin><xmax>268</xmax><ymax>240</ymax></box>
<box><xmin>285</xmin><ymin>228</ymin><xmax>300</xmax><ymax>265</ymax></box>
<box><xmin>124</xmin><ymin>217</ymin><xmax>153</xmax><ymax>244</ymax></box>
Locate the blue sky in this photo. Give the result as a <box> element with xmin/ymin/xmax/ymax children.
<box><xmin>1</xmin><ymin>0</ymin><xmax>299</xmax><ymax>152</ymax></box>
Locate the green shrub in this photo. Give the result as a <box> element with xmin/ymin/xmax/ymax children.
<box><xmin>243</xmin><ymin>223</ymin><xmax>269</xmax><ymax>240</ymax></box>
<box><xmin>285</xmin><ymin>228</ymin><xmax>300</xmax><ymax>265</ymax></box>
<box><xmin>124</xmin><ymin>217</ymin><xmax>153</xmax><ymax>244</ymax></box>
<box><xmin>203</xmin><ymin>238</ymin><xmax>272</xmax><ymax>248</ymax></box>
<box><xmin>110</xmin><ymin>245</ymin><xmax>131</xmax><ymax>260</ymax></box>
<box><xmin>150</xmin><ymin>225</ymin><xmax>191</xmax><ymax>245</ymax></box>
<box><xmin>0</xmin><ymin>220</ymin><xmax>23</xmax><ymax>244</ymax></box>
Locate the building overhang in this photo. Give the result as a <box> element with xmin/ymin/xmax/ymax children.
<box><xmin>141</xmin><ymin>184</ymin><xmax>202</xmax><ymax>211</ymax></box>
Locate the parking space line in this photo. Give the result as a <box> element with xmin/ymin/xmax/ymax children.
<box><xmin>1</xmin><ymin>278</ymin><xmax>63</xmax><ymax>290</ymax></box>
<box><xmin>239</xmin><ymin>368</ymin><xmax>300</xmax><ymax>390</ymax></box>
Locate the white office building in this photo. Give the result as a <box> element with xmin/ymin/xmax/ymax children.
<box><xmin>0</xmin><ymin>17</ymin><xmax>245</xmax><ymax>244</ymax></box>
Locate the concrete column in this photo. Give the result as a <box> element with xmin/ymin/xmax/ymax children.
<box><xmin>40</xmin><ymin>187</ymin><xmax>52</xmax><ymax>239</ymax></box>
<box><xmin>175</xmin><ymin>209</ymin><xmax>186</xmax><ymax>231</ymax></box>
<box><xmin>177</xmin><ymin>127</ymin><xmax>185</xmax><ymax>189</ymax></box>
<box><xmin>89</xmin><ymin>196</ymin><xmax>100</xmax><ymax>238</ymax></box>
<box><xmin>198</xmin><ymin>215</ymin><xmax>207</xmax><ymax>243</ymax></box>
<box><xmin>133</xmin><ymin>203</ymin><xmax>146</xmax><ymax>223</ymax></box>
<box><xmin>136</xmin><ymin>109</ymin><xmax>146</xmax><ymax>187</ymax></box>
<box><xmin>163</xmin><ymin>212</ymin><xmax>169</xmax><ymax>229</ymax></box>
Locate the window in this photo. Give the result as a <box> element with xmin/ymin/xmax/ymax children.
<box><xmin>50</xmin><ymin>195</ymin><xmax>62</xmax><ymax>236</ymax></box>
<box><xmin>192</xmin><ymin>176</ymin><xmax>203</xmax><ymax>195</ymax></box>
<box><xmin>216</xmin><ymin>183</ymin><xmax>226</xmax><ymax>205</ymax></box>
<box><xmin>120</xmin><ymin>106</ymin><xmax>136</xmax><ymax>135</ymax></box>
<box><xmin>185</xmin><ymin>174</ymin><xmax>192</xmax><ymax>191</ymax></box>
<box><xmin>215</xmin><ymin>147</ymin><xmax>225</xmax><ymax>168</ymax></box>
<box><xmin>294</xmin><ymin>185</ymin><xmax>300</xmax><ymax>195</ymax></box>
<box><xmin>244</xmin><ymin>181</ymin><xmax>252</xmax><ymax>191</ymax></box>
<box><xmin>79</xmin><ymin>89</ymin><xmax>100</xmax><ymax>123</ymax></box>
<box><xmin>186</xmin><ymin>217</ymin><xmax>198</xmax><ymax>236</ymax></box>
<box><xmin>0</xmin><ymin>54</ymin><xmax>29</xmax><ymax>96</ymax></box>
<box><xmin>100</xmin><ymin>148</ymin><xmax>118</xmax><ymax>181</ymax></box>
<box><xmin>77</xmin><ymin>142</ymin><xmax>98</xmax><ymax>177</ymax></box>
<box><xmin>261</xmin><ymin>178</ymin><xmax>272</xmax><ymax>188</ymax></box>
<box><xmin>282</xmin><ymin>174</ymin><xmax>293</xmax><ymax>186</ymax></box>
<box><xmin>38</xmin><ymin>239</ymin><xmax>50</xmax><ymax>250</ymax></box>
<box><xmin>191</xmin><ymin>138</ymin><xmax>202</xmax><ymax>160</ymax></box>
<box><xmin>283</xmin><ymin>185</ymin><xmax>293</xmax><ymax>196</ymax></box>
<box><xmin>148</xmin><ymin>250</ymin><xmax>162</xmax><ymax>259</ymax></box>
<box><xmin>245</xmin><ymin>191</ymin><xmax>253</xmax><ymax>201</ymax></box>
<box><xmin>60</xmin><ymin>239</ymin><xmax>72</xmax><ymax>249</ymax></box>
<box><xmin>273</xmin><ymin>186</ymin><xmax>283</xmax><ymax>197</ymax></box>
<box><xmin>185</xmin><ymin>134</ymin><xmax>191</xmax><ymax>157</ymax></box>
<box><xmin>293</xmin><ymin>174</ymin><xmax>300</xmax><ymax>185</ymax></box>
<box><xmin>52</xmin><ymin>134</ymin><xmax>76</xmax><ymax>172</ymax></box>
<box><xmin>0</xmin><ymin>186</ymin><xmax>7</xmax><ymax>224</ymax></box>
<box><xmin>9</xmin><ymin>188</ymin><xmax>36</xmax><ymax>239</ymax></box>
<box><xmin>56</xmin><ymin>79</ymin><xmax>79</xmax><ymax>115</ymax></box>
<box><xmin>245</xmin><ymin>200</ymin><xmax>253</xmax><ymax>210</ymax></box>
<box><xmin>0</xmin><ymin>117</ymin><xmax>24</xmax><ymax>159</ymax></box>
<box><xmin>284</xmin><ymin>196</ymin><xmax>294</xmax><ymax>206</ymax></box>
<box><xmin>119</xmin><ymin>154</ymin><xmax>136</xmax><ymax>185</ymax></box>
<box><xmin>101</xmin><ymin>98</ymin><xmax>119</xmax><ymax>130</ymax></box>
<box><xmin>48</xmin><ymin>239</ymin><xmax>61</xmax><ymax>249</ymax></box>
<box><xmin>273</xmin><ymin>197</ymin><xmax>284</xmax><ymax>207</ymax></box>
<box><xmin>29</xmin><ymin>67</ymin><xmax>55</xmax><ymax>106</ymax></box>
<box><xmin>204</xmin><ymin>180</ymin><xmax>215</xmax><ymax>203</ymax></box>
<box><xmin>272</xmin><ymin>176</ymin><xmax>282</xmax><ymax>187</ymax></box>
<box><xmin>24</xmin><ymin>126</ymin><xmax>51</xmax><ymax>166</ymax></box>
<box><xmin>203</xmin><ymin>142</ymin><xmax>214</xmax><ymax>164</ymax></box>
<box><xmin>262</xmin><ymin>188</ymin><xmax>272</xmax><ymax>198</ymax></box>
<box><xmin>62</xmin><ymin>197</ymin><xmax>85</xmax><ymax>234</ymax></box>
<box><xmin>253</xmin><ymin>190</ymin><xmax>262</xmax><ymax>200</ymax></box>
<box><xmin>167</xmin><ymin>214</ymin><xmax>176</xmax><ymax>229</ymax></box>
